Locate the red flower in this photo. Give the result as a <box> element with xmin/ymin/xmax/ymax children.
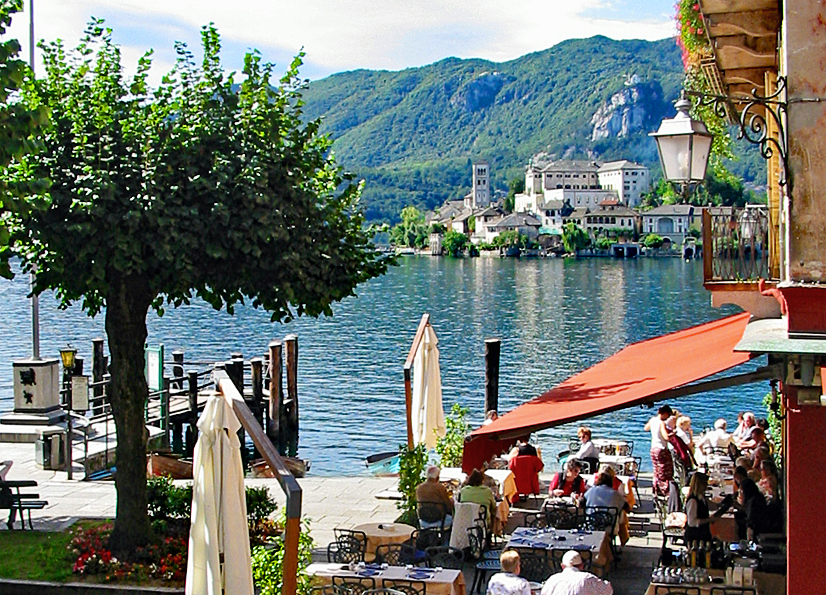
<box><xmin>693</xmin><ymin>3</ymin><xmax>700</xmax><ymax>10</ymax></box>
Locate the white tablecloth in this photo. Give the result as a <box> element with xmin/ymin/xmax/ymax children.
<box><xmin>449</xmin><ymin>501</ymin><xmax>480</xmax><ymax>550</ymax></box>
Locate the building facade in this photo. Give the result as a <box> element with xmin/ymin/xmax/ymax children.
<box><xmin>472</xmin><ymin>161</ymin><xmax>491</xmax><ymax>208</ymax></box>
<box><xmin>597</xmin><ymin>160</ymin><xmax>651</xmax><ymax>207</ymax></box>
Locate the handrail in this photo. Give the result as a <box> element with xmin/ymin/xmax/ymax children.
<box><xmin>215</xmin><ymin>369</ymin><xmax>302</xmax><ymax>595</ymax></box>
<box><xmin>403</xmin><ymin>313</ymin><xmax>430</xmax><ymax>449</ymax></box>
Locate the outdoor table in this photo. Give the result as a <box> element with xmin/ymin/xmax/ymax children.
<box><xmin>505</xmin><ymin>525</ymin><xmax>612</xmax><ymax>570</ymax></box>
<box><xmin>644</xmin><ymin>568</ymin><xmax>784</xmax><ymax>595</ymax></box>
<box><xmin>307</xmin><ymin>562</ymin><xmax>466</xmax><ymax>595</ymax></box>
<box><xmin>597</xmin><ymin>453</ymin><xmax>636</xmax><ymax>476</ymax></box>
<box><xmin>440</xmin><ymin>468</ymin><xmax>518</xmax><ymax>504</ymax></box>
<box><xmin>592</xmin><ymin>439</ymin><xmax>632</xmax><ymax>456</ymax></box>
<box><xmin>351</xmin><ymin>522</ymin><xmax>416</xmax><ymax>562</ymax></box>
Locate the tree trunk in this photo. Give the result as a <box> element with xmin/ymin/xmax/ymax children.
<box><xmin>105</xmin><ymin>274</ymin><xmax>154</xmax><ymax>555</ymax></box>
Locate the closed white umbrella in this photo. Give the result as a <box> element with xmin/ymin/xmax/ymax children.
<box><xmin>185</xmin><ymin>393</ymin><xmax>254</xmax><ymax>595</ymax></box>
<box><xmin>411</xmin><ymin>324</ymin><xmax>446</xmax><ymax>449</ymax></box>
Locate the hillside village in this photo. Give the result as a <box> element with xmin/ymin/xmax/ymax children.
<box><xmin>421</xmin><ymin>156</ymin><xmax>751</xmax><ymax>255</ymax></box>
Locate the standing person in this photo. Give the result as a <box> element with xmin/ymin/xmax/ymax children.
<box><xmin>541</xmin><ymin>550</ymin><xmax>613</xmax><ymax>595</ymax></box>
<box><xmin>509</xmin><ymin>443</ymin><xmax>544</xmax><ymax>498</ymax></box>
<box><xmin>487</xmin><ymin>550</ymin><xmax>531</xmax><ymax>595</ymax></box>
<box><xmin>684</xmin><ymin>472</ymin><xmax>718</xmax><ymax>542</ymax></box>
<box><xmin>645</xmin><ymin>405</ymin><xmax>674</xmax><ymax>496</ymax></box>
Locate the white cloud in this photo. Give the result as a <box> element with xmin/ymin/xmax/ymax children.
<box><xmin>6</xmin><ymin>0</ymin><xmax>674</xmax><ymax>80</ymax></box>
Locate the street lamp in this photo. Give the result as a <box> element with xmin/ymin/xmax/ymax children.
<box><xmin>649</xmin><ymin>92</ymin><xmax>713</xmax><ymax>191</ymax></box>
<box><xmin>59</xmin><ymin>344</ymin><xmax>77</xmax><ymax>479</ymax></box>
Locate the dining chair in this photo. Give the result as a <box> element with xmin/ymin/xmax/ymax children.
<box><xmin>628</xmin><ymin>456</ymin><xmax>643</xmax><ymax>503</ymax></box>
<box><xmin>328</xmin><ymin>529</ymin><xmax>368</xmax><ymax>564</ymax></box>
<box><xmin>417</xmin><ymin>500</ymin><xmax>451</xmax><ymax>532</ymax></box>
<box><xmin>332</xmin><ymin>576</ymin><xmax>376</xmax><ymax>595</ymax></box>
<box><xmin>375</xmin><ymin>543</ymin><xmax>418</xmax><ymax>566</ymax></box>
<box><xmin>467</xmin><ymin>524</ymin><xmax>500</xmax><ymax>593</ymax></box>
<box><xmin>523</xmin><ymin>511</ymin><xmax>547</xmax><ymax>529</ymax></box>
<box><xmin>424</xmin><ymin>545</ymin><xmax>464</xmax><ymax>569</ymax></box>
<box><xmin>544</xmin><ymin>503</ymin><xmax>580</xmax><ymax>530</ymax></box>
<box><xmin>382</xmin><ymin>579</ymin><xmax>427</xmax><ymax>595</ymax></box>
<box><xmin>518</xmin><ymin>549</ymin><xmax>552</xmax><ymax>583</ymax></box>
<box><xmin>583</xmin><ymin>505</ymin><xmax>620</xmax><ymax>561</ymax></box>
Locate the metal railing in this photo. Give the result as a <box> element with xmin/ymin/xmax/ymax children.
<box><xmin>702</xmin><ymin>207</ymin><xmax>777</xmax><ymax>285</ymax></box>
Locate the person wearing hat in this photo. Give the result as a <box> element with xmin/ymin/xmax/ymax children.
<box><xmin>540</xmin><ymin>550</ymin><xmax>613</xmax><ymax>595</ymax></box>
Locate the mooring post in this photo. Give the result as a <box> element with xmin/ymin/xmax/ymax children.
<box><xmin>284</xmin><ymin>335</ymin><xmax>299</xmax><ymax>457</ymax></box>
<box><xmin>172</xmin><ymin>350</ymin><xmax>185</xmax><ymax>390</ymax></box>
<box><xmin>227</xmin><ymin>355</ymin><xmax>247</xmax><ymax>464</ymax></box>
<box><xmin>267</xmin><ymin>340</ymin><xmax>284</xmax><ymax>454</ymax></box>
<box><xmin>484</xmin><ymin>338</ymin><xmax>501</xmax><ymax>416</ymax></box>
<box><xmin>92</xmin><ymin>338</ymin><xmax>105</xmax><ymax>416</ymax></box>
<box><xmin>250</xmin><ymin>357</ymin><xmax>263</xmax><ymax>422</ymax></box>
<box><xmin>186</xmin><ymin>370</ymin><xmax>198</xmax><ymax>455</ymax></box>
<box><xmin>162</xmin><ymin>376</ymin><xmax>171</xmax><ymax>448</ymax></box>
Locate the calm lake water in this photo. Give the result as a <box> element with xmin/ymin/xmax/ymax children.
<box><xmin>0</xmin><ymin>256</ymin><xmax>767</xmax><ymax>475</ymax></box>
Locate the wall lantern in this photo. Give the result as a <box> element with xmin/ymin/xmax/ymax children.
<box><xmin>649</xmin><ymin>92</ymin><xmax>713</xmax><ymax>188</ymax></box>
<box><xmin>59</xmin><ymin>344</ymin><xmax>77</xmax><ymax>370</ymax></box>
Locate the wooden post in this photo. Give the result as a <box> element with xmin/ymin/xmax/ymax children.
<box><xmin>227</xmin><ymin>355</ymin><xmax>247</xmax><ymax>464</ymax></box>
<box><xmin>172</xmin><ymin>350</ymin><xmax>185</xmax><ymax>390</ymax></box>
<box><xmin>92</xmin><ymin>338</ymin><xmax>105</xmax><ymax>416</ymax></box>
<box><xmin>162</xmin><ymin>377</ymin><xmax>171</xmax><ymax>447</ymax></box>
<box><xmin>484</xmin><ymin>339</ymin><xmax>501</xmax><ymax>416</ymax></box>
<box><xmin>268</xmin><ymin>341</ymin><xmax>283</xmax><ymax>454</ymax></box>
<box><xmin>187</xmin><ymin>370</ymin><xmax>198</xmax><ymax>455</ymax></box>
<box><xmin>284</xmin><ymin>335</ymin><xmax>299</xmax><ymax>457</ymax></box>
<box><xmin>250</xmin><ymin>357</ymin><xmax>264</xmax><ymax>423</ymax></box>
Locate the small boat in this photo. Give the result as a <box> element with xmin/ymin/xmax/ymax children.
<box><xmin>147</xmin><ymin>452</ymin><xmax>193</xmax><ymax>479</ymax></box>
<box><xmin>365</xmin><ymin>451</ymin><xmax>400</xmax><ymax>477</ymax></box>
<box><xmin>250</xmin><ymin>457</ymin><xmax>311</xmax><ymax>478</ymax></box>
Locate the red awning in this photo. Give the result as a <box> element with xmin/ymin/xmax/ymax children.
<box><xmin>462</xmin><ymin>313</ymin><xmax>753</xmax><ymax>472</ymax></box>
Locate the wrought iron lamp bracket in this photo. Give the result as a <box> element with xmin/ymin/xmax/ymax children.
<box><xmin>686</xmin><ymin>76</ymin><xmax>789</xmax><ymax>186</ymax></box>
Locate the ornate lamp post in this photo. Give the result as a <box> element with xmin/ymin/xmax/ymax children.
<box><xmin>60</xmin><ymin>345</ymin><xmax>77</xmax><ymax>479</ymax></box>
<box><xmin>649</xmin><ymin>92</ymin><xmax>713</xmax><ymax>195</ymax></box>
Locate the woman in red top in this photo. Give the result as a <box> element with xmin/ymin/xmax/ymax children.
<box><xmin>549</xmin><ymin>459</ymin><xmax>588</xmax><ymax>497</ymax></box>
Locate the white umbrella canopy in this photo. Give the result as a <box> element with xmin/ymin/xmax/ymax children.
<box><xmin>185</xmin><ymin>393</ymin><xmax>254</xmax><ymax>595</ymax></box>
<box><xmin>411</xmin><ymin>324</ymin><xmax>446</xmax><ymax>449</ymax></box>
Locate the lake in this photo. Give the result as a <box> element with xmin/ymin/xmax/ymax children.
<box><xmin>0</xmin><ymin>256</ymin><xmax>767</xmax><ymax>475</ymax></box>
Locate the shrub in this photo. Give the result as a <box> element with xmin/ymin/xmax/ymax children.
<box><xmin>435</xmin><ymin>403</ymin><xmax>470</xmax><ymax>468</ymax></box>
<box><xmin>251</xmin><ymin>511</ymin><xmax>314</xmax><ymax>595</ymax></box>
<box><xmin>396</xmin><ymin>443</ymin><xmax>427</xmax><ymax>521</ymax></box>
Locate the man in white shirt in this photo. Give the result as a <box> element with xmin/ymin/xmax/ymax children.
<box><xmin>541</xmin><ymin>551</ymin><xmax>613</xmax><ymax>595</ymax></box>
<box><xmin>487</xmin><ymin>550</ymin><xmax>531</xmax><ymax>595</ymax></box>
<box><xmin>699</xmin><ymin>419</ymin><xmax>733</xmax><ymax>453</ymax></box>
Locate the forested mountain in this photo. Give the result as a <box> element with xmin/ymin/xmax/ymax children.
<box><xmin>301</xmin><ymin>36</ymin><xmax>763</xmax><ymax>222</ymax></box>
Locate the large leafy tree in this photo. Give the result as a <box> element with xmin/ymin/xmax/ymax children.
<box><xmin>389</xmin><ymin>205</ymin><xmax>428</xmax><ymax>248</ymax></box>
<box><xmin>13</xmin><ymin>22</ymin><xmax>388</xmax><ymax>553</ymax></box>
<box><xmin>0</xmin><ymin>0</ymin><xmax>47</xmax><ymax>277</ymax></box>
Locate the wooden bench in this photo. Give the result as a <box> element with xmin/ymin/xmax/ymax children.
<box><xmin>0</xmin><ymin>480</ymin><xmax>48</xmax><ymax>530</ymax></box>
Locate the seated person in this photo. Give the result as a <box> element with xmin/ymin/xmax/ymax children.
<box><xmin>549</xmin><ymin>459</ymin><xmax>588</xmax><ymax>498</ymax></box>
<box><xmin>758</xmin><ymin>458</ymin><xmax>779</xmax><ymax>501</ymax></box>
<box><xmin>582</xmin><ymin>472</ymin><xmax>630</xmax><ymax>529</ymax></box>
<box><xmin>732</xmin><ymin>465</ymin><xmax>778</xmax><ymax>540</ymax></box>
<box><xmin>733</xmin><ymin>412</ymin><xmax>757</xmax><ymax>447</ymax></box>
<box><xmin>487</xmin><ymin>550</ymin><xmax>531</xmax><ymax>595</ymax></box>
<box><xmin>509</xmin><ymin>444</ymin><xmax>544</xmax><ymax>498</ymax></box>
<box><xmin>698</xmin><ymin>418</ymin><xmax>733</xmax><ymax>453</ymax></box>
<box><xmin>541</xmin><ymin>550</ymin><xmax>613</xmax><ymax>595</ymax></box>
<box><xmin>459</xmin><ymin>469</ymin><xmax>497</xmax><ymax>530</ymax></box>
<box><xmin>573</xmin><ymin>427</ymin><xmax>600</xmax><ymax>474</ymax></box>
<box><xmin>416</xmin><ymin>465</ymin><xmax>454</xmax><ymax>529</ymax></box>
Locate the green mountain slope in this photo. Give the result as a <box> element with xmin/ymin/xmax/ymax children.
<box><xmin>301</xmin><ymin>36</ymin><xmax>762</xmax><ymax>222</ymax></box>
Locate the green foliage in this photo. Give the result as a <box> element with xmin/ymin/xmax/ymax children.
<box><xmin>13</xmin><ymin>22</ymin><xmax>387</xmax><ymax>551</ymax></box>
<box><xmin>595</xmin><ymin>237</ymin><xmax>614</xmax><ymax>250</ymax></box>
<box><xmin>251</xmin><ymin>510</ymin><xmax>314</xmax><ymax>595</ymax></box>
<box><xmin>246</xmin><ymin>486</ymin><xmax>279</xmax><ymax>524</ymax></box>
<box><xmin>505</xmin><ymin>176</ymin><xmax>524</xmax><ymax>213</ymax></box>
<box><xmin>429</xmin><ymin>222</ymin><xmax>446</xmax><ymax>234</ymax></box>
<box><xmin>762</xmin><ymin>391</ymin><xmax>783</xmax><ymax>469</ymax></box>
<box><xmin>390</xmin><ymin>206</ymin><xmax>429</xmax><ymax>248</ymax></box>
<box><xmin>562</xmin><ymin>222</ymin><xmax>590</xmax><ymax>253</ymax></box>
<box><xmin>442</xmin><ymin>229</ymin><xmax>469</xmax><ymax>257</ymax></box>
<box><xmin>434</xmin><ymin>403</ymin><xmax>470</xmax><ymax>468</ymax></box>
<box><xmin>492</xmin><ymin>230</ymin><xmax>519</xmax><ymax>247</ymax></box>
<box><xmin>0</xmin><ymin>0</ymin><xmax>49</xmax><ymax>278</ymax></box>
<box><xmin>299</xmin><ymin>37</ymin><xmax>697</xmax><ymax>221</ymax></box>
<box><xmin>396</xmin><ymin>443</ymin><xmax>427</xmax><ymax>517</ymax></box>
<box><xmin>643</xmin><ymin>234</ymin><xmax>665</xmax><ymax>249</ymax></box>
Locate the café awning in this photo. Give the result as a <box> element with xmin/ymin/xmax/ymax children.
<box><xmin>462</xmin><ymin>312</ymin><xmax>770</xmax><ymax>472</ymax></box>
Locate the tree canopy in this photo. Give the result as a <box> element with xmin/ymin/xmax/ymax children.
<box><xmin>12</xmin><ymin>22</ymin><xmax>388</xmax><ymax>552</ymax></box>
<box><xmin>0</xmin><ymin>0</ymin><xmax>47</xmax><ymax>277</ymax></box>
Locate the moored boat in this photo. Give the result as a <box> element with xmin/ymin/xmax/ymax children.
<box><xmin>365</xmin><ymin>451</ymin><xmax>400</xmax><ymax>476</ymax></box>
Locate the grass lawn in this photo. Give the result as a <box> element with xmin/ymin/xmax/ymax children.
<box><xmin>0</xmin><ymin>520</ymin><xmax>103</xmax><ymax>583</ymax></box>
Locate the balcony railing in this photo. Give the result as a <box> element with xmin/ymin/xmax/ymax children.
<box><xmin>703</xmin><ymin>207</ymin><xmax>778</xmax><ymax>286</ymax></box>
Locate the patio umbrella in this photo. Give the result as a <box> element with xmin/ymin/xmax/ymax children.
<box><xmin>185</xmin><ymin>393</ymin><xmax>254</xmax><ymax>595</ymax></box>
<box><xmin>411</xmin><ymin>324</ymin><xmax>446</xmax><ymax>449</ymax></box>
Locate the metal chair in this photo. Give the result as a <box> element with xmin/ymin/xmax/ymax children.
<box><xmin>375</xmin><ymin>542</ymin><xmax>419</xmax><ymax>566</ymax></box>
<box><xmin>653</xmin><ymin>496</ymin><xmax>685</xmax><ymax>548</ymax></box>
<box><xmin>518</xmin><ymin>549</ymin><xmax>552</xmax><ymax>582</ymax></box>
<box><xmin>410</xmin><ymin>527</ymin><xmax>444</xmax><ymax>551</ymax></box>
<box><xmin>467</xmin><ymin>524</ymin><xmax>500</xmax><ymax>593</ymax></box>
<box><xmin>417</xmin><ymin>500</ymin><xmax>451</xmax><ymax>532</ymax></box>
<box><xmin>361</xmin><ymin>589</ymin><xmax>407</xmax><ymax>595</ymax></box>
<box><xmin>549</xmin><ymin>548</ymin><xmax>593</xmax><ymax>573</ymax></box>
<box><xmin>332</xmin><ymin>576</ymin><xmax>376</xmax><ymax>595</ymax></box>
<box><xmin>327</xmin><ymin>529</ymin><xmax>367</xmax><ymax>564</ymax></box>
<box><xmin>424</xmin><ymin>546</ymin><xmax>464</xmax><ymax>569</ymax></box>
<box><xmin>382</xmin><ymin>579</ymin><xmax>427</xmax><ymax>595</ymax></box>
<box><xmin>543</xmin><ymin>503</ymin><xmax>580</xmax><ymax>530</ymax></box>
<box><xmin>628</xmin><ymin>456</ymin><xmax>643</xmax><ymax>504</ymax></box>
<box><xmin>583</xmin><ymin>505</ymin><xmax>620</xmax><ymax>560</ymax></box>
<box><xmin>523</xmin><ymin>510</ymin><xmax>547</xmax><ymax>529</ymax></box>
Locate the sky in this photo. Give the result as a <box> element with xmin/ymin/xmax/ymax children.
<box><xmin>7</xmin><ymin>1</ymin><xmax>678</xmax><ymax>84</ymax></box>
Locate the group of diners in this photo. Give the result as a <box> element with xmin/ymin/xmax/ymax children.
<box><xmin>415</xmin><ymin>465</ymin><xmax>501</xmax><ymax>533</ymax></box>
<box><xmin>646</xmin><ymin>404</ymin><xmax>783</xmax><ymax>545</ymax></box>
<box><xmin>487</xmin><ymin>549</ymin><xmax>613</xmax><ymax>595</ymax></box>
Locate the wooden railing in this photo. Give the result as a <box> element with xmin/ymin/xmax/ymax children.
<box><xmin>215</xmin><ymin>369</ymin><xmax>302</xmax><ymax>595</ymax></box>
<box><xmin>702</xmin><ymin>207</ymin><xmax>777</xmax><ymax>286</ymax></box>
